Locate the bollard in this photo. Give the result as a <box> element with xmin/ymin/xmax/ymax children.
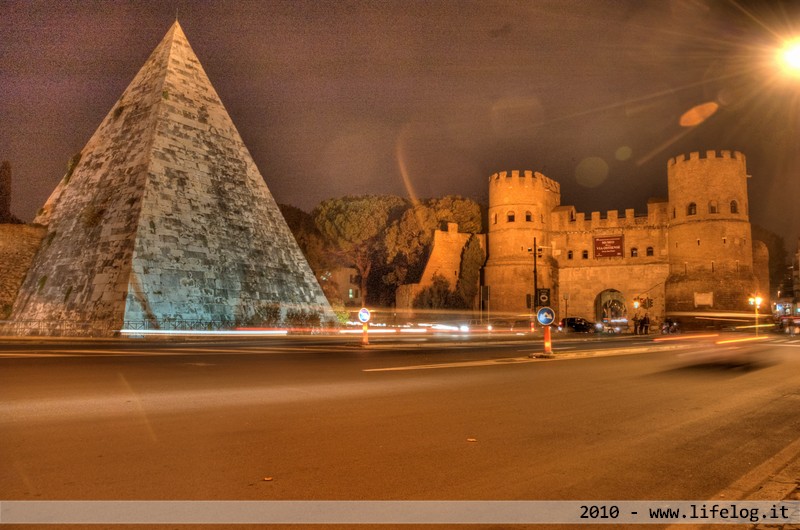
<box><xmin>543</xmin><ymin>324</ymin><xmax>552</xmax><ymax>355</ymax></box>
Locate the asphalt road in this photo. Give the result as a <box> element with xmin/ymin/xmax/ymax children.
<box><xmin>1</xmin><ymin>333</ymin><xmax>799</xmax><ymax>528</ymax></box>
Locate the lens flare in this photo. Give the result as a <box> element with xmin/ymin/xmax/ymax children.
<box><xmin>679</xmin><ymin>102</ymin><xmax>719</xmax><ymax>127</ymax></box>
<box><xmin>574</xmin><ymin>157</ymin><xmax>609</xmax><ymax>188</ymax></box>
<box><xmin>780</xmin><ymin>40</ymin><xmax>800</xmax><ymax>77</ymax></box>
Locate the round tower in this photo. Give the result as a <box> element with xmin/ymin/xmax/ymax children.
<box><xmin>666</xmin><ymin>150</ymin><xmax>758</xmax><ymax>312</ymax></box>
<box><xmin>484</xmin><ymin>170</ymin><xmax>561</xmax><ymax>317</ymax></box>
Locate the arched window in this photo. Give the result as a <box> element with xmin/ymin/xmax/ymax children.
<box><xmin>708</xmin><ymin>200</ymin><xmax>718</xmax><ymax>214</ymax></box>
<box><xmin>646</xmin><ymin>246</ymin><xmax>654</xmax><ymax>257</ymax></box>
<box><xmin>687</xmin><ymin>203</ymin><xmax>697</xmax><ymax>216</ymax></box>
<box><xmin>507</xmin><ymin>211</ymin><xmax>515</xmax><ymax>222</ymax></box>
<box><xmin>582</xmin><ymin>250</ymin><xmax>589</xmax><ymax>259</ymax></box>
<box><xmin>630</xmin><ymin>247</ymin><xmax>638</xmax><ymax>257</ymax></box>
<box><xmin>567</xmin><ymin>250</ymin><xmax>573</xmax><ymax>260</ymax></box>
<box><xmin>525</xmin><ymin>211</ymin><xmax>532</xmax><ymax>222</ymax></box>
<box><xmin>730</xmin><ymin>200</ymin><xmax>739</xmax><ymax>214</ymax></box>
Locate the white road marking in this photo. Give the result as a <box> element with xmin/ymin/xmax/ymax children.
<box><xmin>363</xmin><ymin>356</ymin><xmax>539</xmax><ymax>372</ymax></box>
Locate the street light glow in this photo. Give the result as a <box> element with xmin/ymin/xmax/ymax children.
<box><xmin>748</xmin><ymin>295</ymin><xmax>763</xmax><ymax>336</ymax></box>
<box><xmin>779</xmin><ymin>39</ymin><xmax>800</xmax><ymax>77</ymax></box>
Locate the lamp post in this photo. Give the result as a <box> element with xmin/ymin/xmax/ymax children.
<box><xmin>749</xmin><ymin>296</ymin><xmax>763</xmax><ymax>336</ymax></box>
<box><xmin>533</xmin><ymin>236</ymin><xmax>538</xmax><ymax>313</ymax></box>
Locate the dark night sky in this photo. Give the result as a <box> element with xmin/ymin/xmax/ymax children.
<box><xmin>1</xmin><ymin>0</ymin><xmax>798</xmax><ymax>250</ymax></box>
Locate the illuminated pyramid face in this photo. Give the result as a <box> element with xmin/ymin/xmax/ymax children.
<box><xmin>12</xmin><ymin>21</ymin><xmax>332</xmax><ymax>334</ymax></box>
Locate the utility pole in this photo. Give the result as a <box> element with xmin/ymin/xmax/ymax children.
<box><xmin>533</xmin><ymin>236</ymin><xmax>538</xmax><ymax>312</ymax></box>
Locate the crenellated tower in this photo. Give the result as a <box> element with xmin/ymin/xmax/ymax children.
<box><xmin>484</xmin><ymin>170</ymin><xmax>561</xmax><ymax>316</ymax></box>
<box><xmin>665</xmin><ymin>150</ymin><xmax>758</xmax><ymax>311</ymax></box>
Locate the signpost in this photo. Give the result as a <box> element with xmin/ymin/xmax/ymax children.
<box><xmin>534</xmin><ymin>306</ymin><xmax>555</xmax><ymax>357</ymax></box>
<box><xmin>358</xmin><ymin>307</ymin><xmax>371</xmax><ymax>345</ymax></box>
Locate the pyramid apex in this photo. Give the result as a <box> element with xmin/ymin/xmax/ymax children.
<box><xmin>164</xmin><ymin>18</ymin><xmax>187</xmax><ymax>42</ymax></box>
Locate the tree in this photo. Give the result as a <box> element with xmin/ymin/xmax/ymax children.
<box><xmin>383</xmin><ymin>204</ymin><xmax>438</xmax><ymax>287</ymax></box>
<box><xmin>456</xmin><ymin>234</ymin><xmax>486</xmax><ymax>308</ymax></box>
<box><xmin>0</xmin><ymin>160</ymin><xmax>20</xmax><ymax>224</ymax></box>
<box><xmin>279</xmin><ymin>203</ymin><xmax>340</xmax><ymax>304</ymax></box>
<box><xmin>413</xmin><ymin>274</ymin><xmax>464</xmax><ymax>309</ymax></box>
<box><xmin>313</xmin><ymin>195</ymin><xmax>406</xmax><ymax>304</ymax></box>
<box><xmin>383</xmin><ymin>195</ymin><xmax>482</xmax><ymax>292</ymax></box>
<box><xmin>427</xmin><ymin>195</ymin><xmax>482</xmax><ymax>234</ymax></box>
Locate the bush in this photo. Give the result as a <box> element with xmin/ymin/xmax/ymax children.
<box><xmin>285</xmin><ymin>308</ymin><xmax>322</xmax><ymax>330</ymax></box>
<box><xmin>413</xmin><ymin>274</ymin><xmax>467</xmax><ymax>309</ymax></box>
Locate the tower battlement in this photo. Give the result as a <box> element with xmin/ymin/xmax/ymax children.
<box><xmin>551</xmin><ymin>199</ymin><xmax>668</xmax><ymax>231</ymax></box>
<box><xmin>488</xmin><ymin>170</ymin><xmax>561</xmax><ymax>195</ymax></box>
<box><xmin>668</xmin><ymin>150</ymin><xmax>746</xmax><ymax>168</ymax></box>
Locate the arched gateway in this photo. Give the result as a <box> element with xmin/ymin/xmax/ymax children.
<box><xmin>594</xmin><ymin>289</ymin><xmax>628</xmax><ymax>332</ymax></box>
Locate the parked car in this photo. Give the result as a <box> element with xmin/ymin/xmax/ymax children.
<box><xmin>558</xmin><ymin>317</ymin><xmax>598</xmax><ymax>333</ymax></box>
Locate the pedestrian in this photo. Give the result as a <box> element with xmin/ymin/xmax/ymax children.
<box><xmin>642</xmin><ymin>313</ymin><xmax>650</xmax><ymax>335</ymax></box>
<box><xmin>632</xmin><ymin>313</ymin><xmax>640</xmax><ymax>335</ymax></box>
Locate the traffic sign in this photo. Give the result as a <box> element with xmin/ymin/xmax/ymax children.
<box><xmin>357</xmin><ymin>307</ymin><xmax>371</xmax><ymax>323</ymax></box>
<box><xmin>536</xmin><ymin>306</ymin><xmax>556</xmax><ymax>326</ymax></box>
<box><xmin>537</xmin><ymin>288</ymin><xmax>551</xmax><ymax>306</ymax></box>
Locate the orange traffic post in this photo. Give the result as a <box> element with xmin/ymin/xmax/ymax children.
<box><xmin>543</xmin><ymin>324</ymin><xmax>552</xmax><ymax>355</ymax></box>
<box><xmin>362</xmin><ymin>322</ymin><xmax>369</xmax><ymax>346</ymax></box>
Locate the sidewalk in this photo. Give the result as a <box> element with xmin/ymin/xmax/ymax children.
<box><xmin>681</xmin><ymin>435</ymin><xmax>800</xmax><ymax>530</ymax></box>
<box><xmin>744</xmin><ymin>452</ymin><xmax>800</xmax><ymax>530</ymax></box>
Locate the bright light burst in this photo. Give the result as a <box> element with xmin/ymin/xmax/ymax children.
<box><xmin>779</xmin><ymin>39</ymin><xmax>800</xmax><ymax>77</ymax></box>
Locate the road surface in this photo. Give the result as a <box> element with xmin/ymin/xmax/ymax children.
<box><xmin>1</xmin><ymin>333</ymin><xmax>799</xmax><ymax>528</ymax></box>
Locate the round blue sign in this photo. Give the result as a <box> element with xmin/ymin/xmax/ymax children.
<box><xmin>536</xmin><ymin>306</ymin><xmax>556</xmax><ymax>326</ymax></box>
<box><xmin>357</xmin><ymin>307</ymin><xmax>371</xmax><ymax>323</ymax></box>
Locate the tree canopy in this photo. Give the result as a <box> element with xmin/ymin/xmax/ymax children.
<box><xmin>383</xmin><ymin>196</ymin><xmax>482</xmax><ymax>291</ymax></box>
<box><xmin>312</xmin><ymin>195</ymin><xmax>406</xmax><ymax>303</ymax></box>
<box><xmin>279</xmin><ymin>194</ymin><xmax>483</xmax><ymax>307</ymax></box>
<box><xmin>278</xmin><ymin>203</ymin><xmax>340</xmax><ymax>303</ymax></box>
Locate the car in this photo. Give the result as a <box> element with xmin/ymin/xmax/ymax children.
<box><xmin>558</xmin><ymin>317</ymin><xmax>597</xmax><ymax>333</ymax></box>
<box><xmin>601</xmin><ymin>319</ymin><xmax>627</xmax><ymax>333</ymax></box>
<box><xmin>480</xmin><ymin>319</ymin><xmax>511</xmax><ymax>332</ymax></box>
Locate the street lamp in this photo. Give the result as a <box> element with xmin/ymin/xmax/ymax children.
<box><xmin>749</xmin><ymin>295</ymin><xmax>763</xmax><ymax>336</ymax></box>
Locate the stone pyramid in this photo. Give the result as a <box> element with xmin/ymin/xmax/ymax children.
<box><xmin>11</xmin><ymin>21</ymin><xmax>333</xmax><ymax>335</ymax></box>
